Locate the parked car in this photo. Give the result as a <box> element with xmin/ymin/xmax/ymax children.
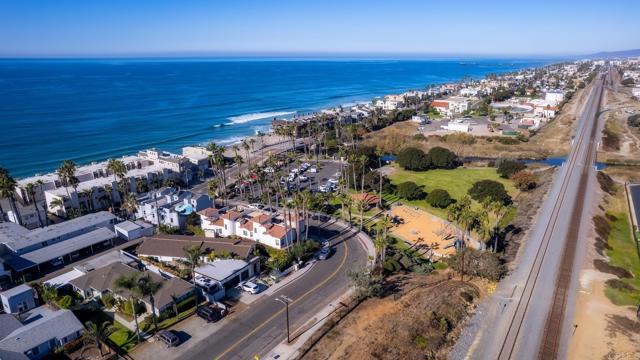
<box><xmin>241</xmin><ymin>281</ymin><xmax>261</xmax><ymax>294</ymax></box>
<box><xmin>156</xmin><ymin>330</ymin><xmax>181</xmax><ymax>347</ymax></box>
<box><xmin>264</xmin><ymin>166</ymin><xmax>275</xmax><ymax>173</ymax></box>
<box><xmin>196</xmin><ymin>306</ymin><xmax>227</xmax><ymax>322</ymax></box>
<box><xmin>298</xmin><ymin>175</ymin><xmax>308</xmax><ymax>182</ymax></box>
<box><xmin>248</xmin><ymin>203</ymin><xmax>264</xmax><ymax>210</ymax></box>
<box><xmin>49</xmin><ymin>257</ymin><xmax>64</xmax><ymax>267</ymax></box>
<box><xmin>309</xmin><ymin>167</ymin><xmax>318</xmax><ymax>173</ymax></box>
<box><xmin>318</xmin><ymin>247</ymin><xmax>331</xmax><ymax>260</ymax></box>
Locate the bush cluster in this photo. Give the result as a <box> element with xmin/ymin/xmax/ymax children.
<box><xmin>426</xmin><ymin>189</ymin><xmax>454</xmax><ymax>208</ymax></box>
<box><xmin>468</xmin><ymin>180</ymin><xmax>511</xmax><ymax>205</ymax></box>
<box><xmin>397</xmin><ymin>146</ymin><xmax>460</xmax><ymax>171</ymax></box>
<box><xmin>396</xmin><ymin>181</ymin><xmax>426</xmax><ymax>200</ymax></box>
<box><xmin>496</xmin><ymin>159</ymin><xmax>526</xmax><ymax>178</ymax></box>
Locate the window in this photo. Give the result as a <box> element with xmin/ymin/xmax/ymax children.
<box><xmin>224</xmin><ymin>224</ymin><xmax>227</xmax><ymax>230</ymax></box>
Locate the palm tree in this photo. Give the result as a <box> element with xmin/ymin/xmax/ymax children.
<box><xmin>107</xmin><ymin>159</ymin><xmax>128</xmax><ymax>202</ymax></box>
<box><xmin>355</xmin><ymin>199</ymin><xmax>368</xmax><ymax>232</ymax></box>
<box><xmin>122</xmin><ymin>193</ymin><xmax>138</xmax><ymax>220</ymax></box>
<box><xmin>487</xmin><ymin>199</ymin><xmax>508</xmax><ymax>252</ymax></box>
<box><xmin>36</xmin><ymin>179</ymin><xmax>49</xmax><ymax>226</ymax></box>
<box><xmin>376</xmin><ymin>215</ymin><xmax>391</xmax><ymax>264</ymax></box>
<box><xmin>24</xmin><ymin>183</ymin><xmax>44</xmax><ymax>227</ymax></box>
<box><xmin>0</xmin><ymin>168</ymin><xmax>22</xmax><ymax>226</ymax></box>
<box><xmin>41</xmin><ymin>284</ymin><xmax>58</xmax><ymax>304</ymax></box>
<box><xmin>80</xmin><ymin>188</ymin><xmax>94</xmax><ymax>213</ymax></box>
<box><xmin>113</xmin><ymin>274</ymin><xmax>142</xmax><ymax>342</ymax></box>
<box><xmin>183</xmin><ymin>245</ymin><xmax>203</xmax><ymax>308</ymax></box>
<box><xmin>170</xmin><ymin>294</ymin><xmax>180</xmax><ymax>317</ymax></box>
<box><xmin>136</xmin><ymin>274</ymin><xmax>163</xmax><ymax>332</ymax></box>
<box><xmin>49</xmin><ymin>197</ymin><xmax>65</xmax><ymax>215</ymax></box>
<box><xmin>84</xmin><ymin>321</ymin><xmax>115</xmax><ymax>357</ymax></box>
<box><xmin>57</xmin><ymin>160</ymin><xmax>79</xmax><ymax>209</ymax></box>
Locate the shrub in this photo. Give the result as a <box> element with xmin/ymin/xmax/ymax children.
<box><xmin>426</xmin><ymin>189</ymin><xmax>454</xmax><ymax>208</ymax></box>
<box><xmin>425</xmin><ymin>146</ymin><xmax>460</xmax><ymax>169</ymax></box>
<box><xmin>413</xmin><ymin>133</ymin><xmax>427</xmax><ymax>141</ymax></box>
<box><xmin>496</xmin><ymin>159</ymin><xmax>525</xmax><ymax>178</ymax></box>
<box><xmin>511</xmin><ymin>171</ymin><xmax>537</xmax><ymax>191</ymax></box>
<box><xmin>445</xmin><ymin>249</ymin><xmax>506</xmax><ymax>281</ymax></box>
<box><xmin>101</xmin><ymin>293</ymin><xmax>116</xmax><ymax>309</ymax></box>
<box><xmin>396</xmin><ymin>181</ymin><xmax>426</xmax><ymax>200</ymax></box>
<box><xmin>397</xmin><ymin>147</ymin><xmax>430</xmax><ymax>171</ymax></box>
<box><xmin>628</xmin><ymin>114</ymin><xmax>640</xmax><ymax>128</ymax></box>
<box><xmin>56</xmin><ymin>295</ymin><xmax>74</xmax><ymax>309</ymax></box>
<box><xmin>621</xmin><ymin>77</ymin><xmax>635</xmax><ymax>86</ymax></box>
<box><xmin>120</xmin><ymin>299</ymin><xmax>146</xmax><ymax>316</ymax></box>
<box><xmin>468</xmin><ymin>180</ymin><xmax>511</xmax><ymax>205</ymax></box>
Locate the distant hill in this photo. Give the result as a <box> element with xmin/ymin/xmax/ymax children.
<box><xmin>586</xmin><ymin>49</ymin><xmax>640</xmax><ymax>59</ymax></box>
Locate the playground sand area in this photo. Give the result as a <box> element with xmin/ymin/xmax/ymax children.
<box><xmin>389</xmin><ymin>204</ymin><xmax>457</xmax><ymax>258</ymax></box>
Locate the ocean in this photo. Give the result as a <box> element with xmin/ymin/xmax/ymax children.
<box><xmin>0</xmin><ymin>58</ymin><xmax>551</xmax><ymax>178</ymax></box>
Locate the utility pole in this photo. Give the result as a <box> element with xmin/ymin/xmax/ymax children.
<box><xmin>275</xmin><ymin>296</ymin><xmax>293</xmax><ymax>343</ymax></box>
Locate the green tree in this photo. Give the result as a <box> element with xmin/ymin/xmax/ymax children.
<box><xmin>183</xmin><ymin>245</ymin><xmax>203</xmax><ymax>308</ymax></box>
<box><xmin>25</xmin><ymin>182</ymin><xmax>44</xmax><ymax>227</ymax></box>
<box><xmin>0</xmin><ymin>168</ymin><xmax>22</xmax><ymax>226</ymax></box>
<box><xmin>348</xmin><ymin>267</ymin><xmax>383</xmax><ymax>300</ymax></box>
<box><xmin>496</xmin><ymin>159</ymin><xmax>526</xmax><ymax>178</ymax></box>
<box><xmin>114</xmin><ymin>273</ymin><xmax>143</xmax><ymax>342</ymax></box>
<box><xmin>396</xmin><ymin>181</ymin><xmax>426</xmax><ymax>200</ymax></box>
<box><xmin>136</xmin><ymin>274</ymin><xmax>163</xmax><ymax>332</ymax></box>
<box><xmin>396</xmin><ymin>147</ymin><xmax>430</xmax><ymax>171</ymax></box>
<box><xmin>468</xmin><ymin>180</ymin><xmax>511</xmax><ymax>205</ymax></box>
<box><xmin>426</xmin><ymin>189</ymin><xmax>454</xmax><ymax>208</ymax></box>
<box><xmin>84</xmin><ymin>321</ymin><xmax>115</xmax><ymax>357</ymax></box>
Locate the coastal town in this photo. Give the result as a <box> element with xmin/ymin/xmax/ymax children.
<box><xmin>1</xmin><ymin>54</ymin><xmax>640</xmax><ymax>360</ymax></box>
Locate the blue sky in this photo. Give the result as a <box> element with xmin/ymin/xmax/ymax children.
<box><xmin>1</xmin><ymin>0</ymin><xmax>638</xmax><ymax>57</ymax></box>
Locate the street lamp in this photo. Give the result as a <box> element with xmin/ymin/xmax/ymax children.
<box><xmin>275</xmin><ymin>295</ymin><xmax>293</xmax><ymax>343</ymax></box>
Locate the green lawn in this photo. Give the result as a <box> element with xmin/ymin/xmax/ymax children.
<box><xmin>109</xmin><ymin>321</ymin><xmax>138</xmax><ymax>352</ymax></box>
<box><xmin>603</xmin><ymin>210</ymin><xmax>640</xmax><ymax>306</ymax></box>
<box><xmin>388</xmin><ymin>165</ymin><xmax>517</xmax><ymax>219</ymax></box>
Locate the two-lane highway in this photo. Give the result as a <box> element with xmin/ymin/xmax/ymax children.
<box><xmin>454</xmin><ymin>71</ymin><xmax>608</xmax><ymax>359</ymax></box>
<box><xmin>131</xmin><ymin>218</ymin><xmax>370</xmax><ymax>360</ymax></box>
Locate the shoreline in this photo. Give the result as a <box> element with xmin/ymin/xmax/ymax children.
<box><xmin>11</xmin><ymin>60</ymin><xmax>556</xmax><ymax>181</ymax></box>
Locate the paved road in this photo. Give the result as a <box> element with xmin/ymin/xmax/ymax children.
<box><xmin>131</xmin><ymin>218</ymin><xmax>370</xmax><ymax>360</ymax></box>
<box><xmin>453</xmin><ymin>71</ymin><xmax>608</xmax><ymax>359</ymax></box>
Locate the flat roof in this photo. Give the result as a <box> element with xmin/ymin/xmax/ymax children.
<box><xmin>115</xmin><ymin>220</ymin><xmax>142</xmax><ymax>232</ymax></box>
<box><xmin>0</xmin><ymin>284</ymin><xmax>32</xmax><ymax>299</ymax></box>
<box><xmin>43</xmin><ymin>269</ymin><xmax>85</xmax><ymax>289</ymax></box>
<box><xmin>195</xmin><ymin>259</ymin><xmax>249</xmax><ymax>282</ymax></box>
<box><xmin>0</xmin><ymin>211</ymin><xmax>116</xmax><ymax>253</ymax></box>
<box><xmin>16</xmin><ymin>228</ymin><xmax>115</xmax><ymax>270</ymax></box>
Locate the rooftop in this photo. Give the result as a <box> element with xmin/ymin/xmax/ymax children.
<box><xmin>137</xmin><ymin>235</ymin><xmax>255</xmax><ymax>260</ymax></box>
<box><xmin>0</xmin><ymin>211</ymin><xmax>116</xmax><ymax>253</ymax></box>
<box><xmin>195</xmin><ymin>259</ymin><xmax>249</xmax><ymax>282</ymax></box>
<box><xmin>0</xmin><ymin>284</ymin><xmax>33</xmax><ymax>299</ymax></box>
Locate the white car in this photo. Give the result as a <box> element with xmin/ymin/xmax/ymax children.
<box><xmin>291</xmin><ymin>168</ymin><xmax>299</xmax><ymax>174</ymax></box>
<box><xmin>309</xmin><ymin>167</ymin><xmax>318</xmax><ymax>173</ymax></box>
<box><xmin>328</xmin><ymin>178</ymin><xmax>339</xmax><ymax>185</ymax></box>
<box><xmin>298</xmin><ymin>175</ymin><xmax>308</xmax><ymax>182</ymax></box>
<box><xmin>248</xmin><ymin>203</ymin><xmax>264</xmax><ymax>210</ymax></box>
<box><xmin>264</xmin><ymin>167</ymin><xmax>275</xmax><ymax>173</ymax></box>
<box><xmin>241</xmin><ymin>281</ymin><xmax>260</xmax><ymax>294</ymax></box>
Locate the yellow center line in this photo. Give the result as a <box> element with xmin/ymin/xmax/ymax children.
<box><xmin>214</xmin><ymin>232</ymin><xmax>351</xmax><ymax>360</ymax></box>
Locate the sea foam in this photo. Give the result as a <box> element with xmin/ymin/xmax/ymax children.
<box><xmin>228</xmin><ymin>111</ymin><xmax>295</xmax><ymax>124</ymax></box>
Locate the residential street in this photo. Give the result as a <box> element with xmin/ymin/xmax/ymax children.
<box><xmin>130</xmin><ymin>218</ymin><xmax>371</xmax><ymax>360</ymax></box>
<box><xmin>452</xmin><ymin>71</ymin><xmax>608</xmax><ymax>359</ymax></box>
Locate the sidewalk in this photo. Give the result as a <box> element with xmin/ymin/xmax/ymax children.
<box><xmin>265</xmin><ymin>290</ymin><xmax>354</xmax><ymax>360</ymax></box>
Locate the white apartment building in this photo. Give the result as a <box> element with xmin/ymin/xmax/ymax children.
<box><xmin>135</xmin><ymin>188</ymin><xmax>212</xmax><ymax>230</ymax></box>
<box><xmin>544</xmin><ymin>90</ymin><xmax>565</xmax><ymax>105</ymax></box>
<box><xmin>199</xmin><ymin>208</ymin><xmax>302</xmax><ymax>249</ymax></box>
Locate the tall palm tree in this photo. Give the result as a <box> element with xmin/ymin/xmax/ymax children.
<box><xmin>122</xmin><ymin>193</ymin><xmax>138</xmax><ymax>220</ymax></box>
<box><xmin>242</xmin><ymin>139</ymin><xmax>251</xmax><ymax>171</ymax></box>
<box><xmin>107</xmin><ymin>159</ymin><xmax>128</xmax><ymax>202</ymax></box>
<box><xmin>49</xmin><ymin>197</ymin><xmax>65</xmax><ymax>215</ymax></box>
<box><xmin>84</xmin><ymin>321</ymin><xmax>115</xmax><ymax>357</ymax></box>
<box><xmin>113</xmin><ymin>273</ymin><xmax>142</xmax><ymax>342</ymax></box>
<box><xmin>487</xmin><ymin>199</ymin><xmax>508</xmax><ymax>252</ymax></box>
<box><xmin>0</xmin><ymin>169</ymin><xmax>22</xmax><ymax>226</ymax></box>
<box><xmin>80</xmin><ymin>188</ymin><xmax>94</xmax><ymax>213</ymax></box>
<box><xmin>36</xmin><ymin>179</ymin><xmax>49</xmax><ymax>226</ymax></box>
<box><xmin>355</xmin><ymin>199</ymin><xmax>367</xmax><ymax>232</ymax></box>
<box><xmin>57</xmin><ymin>160</ymin><xmax>79</xmax><ymax>208</ymax></box>
<box><xmin>26</xmin><ymin>182</ymin><xmax>45</xmax><ymax>227</ymax></box>
<box><xmin>183</xmin><ymin>245</ymin><xmax>203</xmax><ymax>308</ymax></box>
<box><xmin>136</xmin><ymin>275</ymin><xmax>163</xmax><ymax>332</ymax></box>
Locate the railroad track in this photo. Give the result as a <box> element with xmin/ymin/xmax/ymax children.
<box><xmin>497</xmin><ymin>72</ymin><xmax>606</xmax><ymax>360</ymax></box>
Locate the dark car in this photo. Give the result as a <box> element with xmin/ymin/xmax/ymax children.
<box><xmin>156</xmin><ymin>330</ymin><xmax>181</xmax><ymax>347</ymax></box>
<box><xmin>196</xmin><ymin>306</ymin><xmax>227</xmax><ymax>322</ymax></box>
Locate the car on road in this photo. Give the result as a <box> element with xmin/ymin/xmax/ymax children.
<box><xmin>317</xmin><ymin>247</ymin><xmax>331</xmax><ymax>260</ymax></box>
<box><xmin>241</xmin><ymin>281</ymin><xmax>261</xmax><ymax>294</ymax></box>
<box><xmin>196</xmin><ymin>306</ymin><xmax>227</xmax><ymax>322</ymax></box>
<box><xmin>156</xmin><ymin>330</ymin><xmax>181</xmax><ymax>347</ymax></box>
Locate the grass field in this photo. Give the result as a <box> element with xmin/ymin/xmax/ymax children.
<box><xmin>109</xmin><ymin>321</ymin><xmax>138</xmax><ymax>352</ymax></box>
<box><xmin>603</xmin><ymin>208</ymin><xmax>640</xmax><ymax>306</ymax></box>
<box><xmin>388</xmin><ymin>165</ymin><xmax>517</xmax><ymax>219</ymax></box>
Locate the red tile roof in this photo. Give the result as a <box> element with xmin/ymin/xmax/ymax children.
<box><xmin>431</xmin><ymin>100</ymin><xmax>450</xmax><ymax>108</ymax></box>
<box><xmin>266</xmin><ymin>224</ymin><xmax>287</xmax><ymax>239</ymax></box>
<box><xmin>252</xmin><ymin>214</ymin><xmax>272</xmax><ymax>224</ymax></box>
<box><xmin>198</xmin><ymin>208</ymin><xmax>219</xmax><ymax>217</ymax></box>
<box><xmin>240</xmin><ymin>220</ymin><xmax>253</xmax><ymax>231</ymax></box>
<box><xmin>210</xmin><ymin>218</ymin><xmax>225</xmax><ymax>227</ymax></box>
<box><xmin>221</xmin><ymin>211</ymin><xmax>243</xmax><ymax>220</ymax></box>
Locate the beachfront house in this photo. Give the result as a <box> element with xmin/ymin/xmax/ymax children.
<box><xmin>135</xmin><ymin>188</ymin><xmax>212</xmax><ymax>230</ymax></box>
